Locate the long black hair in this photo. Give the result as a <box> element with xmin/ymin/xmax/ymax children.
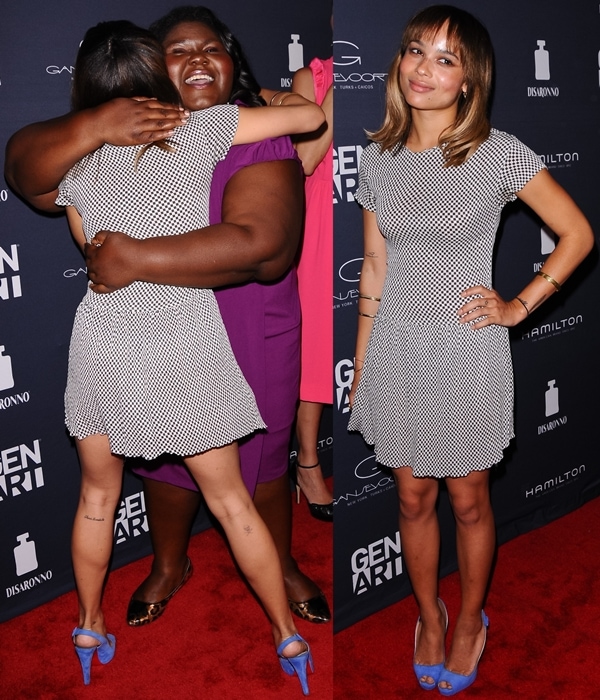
<box><xmin>72</xmin><ymin>20</ymin><xmax>181</xmax><ymax>111</ymax></box>
<box><xmin>150</xmin><ymin>6</ymin><xmax>265</xmax><ymax>107</ymax></box>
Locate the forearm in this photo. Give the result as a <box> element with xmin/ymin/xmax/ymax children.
<box><xmin>512</xmin><ymin>233</ymin><xmax>594</xmax><ymax>317</ymax></box>
<box><xmin>5</xmin><ymin>111</ymin><xmax>103</xmax><ymax>203</ymax></box>
<box><xmin>133</xmin><ymin>222</ymin><xmax>294</xmax><ymax>287</ymax></box>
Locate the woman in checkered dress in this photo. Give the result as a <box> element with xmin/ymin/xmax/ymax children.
<box><xmin>47</xmin><ymin>21</ymin><xmax>322</xmax><ymax>690</ymax></box>
<box><xmin>348</xmin><ymin>6</ymin><xmax>592</xmax><ymax>695</ymax></box>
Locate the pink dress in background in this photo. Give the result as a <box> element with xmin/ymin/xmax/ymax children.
<box><xmin>296</xmin><ymin>56</ymin><xmax>333</xmax><ymax>404</ymax></box>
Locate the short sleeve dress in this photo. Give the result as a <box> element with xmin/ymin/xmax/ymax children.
<box><xmin>348</xmin><ymin>129</ymin><xmax>545</xmax><ymax>478</ymax></box>
<box><xmin>130</xmin><ymin>137</ymin><xmax>302</xmax><ymax>493</ymax></box>
<box><xmin>56</xmin><ymin>105</ymin><xmax>265</xmax><ymax>460</ymax></box>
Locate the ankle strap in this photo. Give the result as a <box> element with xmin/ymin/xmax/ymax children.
<box><xmin>295</xmin><ymin>461</ymin><xmax>320</xmax><ymax>470</ymax></box>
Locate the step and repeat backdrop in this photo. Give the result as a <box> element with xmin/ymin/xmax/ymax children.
<box><xmin>333</xmin><ymin>0</ymin><xmax>600</xmax><ymax>631</ymax></box>
<box><xmin>0</xmin><ymin>0</ymin><xmax>332</xmax><ymax>623</ymax></box>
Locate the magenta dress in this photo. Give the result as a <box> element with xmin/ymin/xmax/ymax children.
<box><xmin>131</xmin><ymin>137</ymin><xmax>301</xmax><ymax>494</ymax></box>
<box><xmin>296</xmin><ymin>57</ymin><xmax>333</xmax><ymax>404</ymax></box>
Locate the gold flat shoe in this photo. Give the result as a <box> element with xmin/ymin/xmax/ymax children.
<box><xmin>289</xmin><ymin>592</ymin><xmax>331</xmax><ymax>624</ymax></box>
<box><xmin>127</xmin><ymin>558</ymin><xmax>193</xmax><ymax>626</ymax></box>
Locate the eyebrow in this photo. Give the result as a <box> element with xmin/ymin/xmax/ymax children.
<box><xmin>409</xmin><ymin>38</ymin><xmax>460</xmax><ymax>60</ymax></box>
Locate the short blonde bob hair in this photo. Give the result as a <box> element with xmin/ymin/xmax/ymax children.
<box><xmin>369</xmin><ymin>5</ymin><xmax>494</xmax><ymax>166</ymax></box>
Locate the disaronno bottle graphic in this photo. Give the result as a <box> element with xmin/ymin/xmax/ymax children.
<box><xmin>0</xmin><ymin>345</ymin><xmax>14</xmax><ymax>391</ymax></box>
<box><xmin>288</xmin><ymin>34</ymin><xmax>304</xmax><ymax>72</ymax></box>
<box><xmin>14</xmin><ymin>533</ymin><xmax>38</xmax><ymax>576</ymax></box>
<box><xmin>535</xmin><ymin>40</ymin><xmax>550</xmax><ymax>80</ymax></box>
<box><xmin>541</xmin><ymin>225</ymin><xmax>556</xmax><ymax>255</ymax></box>
<box><xmin>545</xmin><ymin>380</ymin><xmax>559</xmax><ymax>417</ymax></box>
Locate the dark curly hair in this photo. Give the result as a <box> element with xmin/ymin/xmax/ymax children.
<box><xmin>150</xmin><ymin>6</ymin><xmax>265</xmax><ymax>107</ymax></box>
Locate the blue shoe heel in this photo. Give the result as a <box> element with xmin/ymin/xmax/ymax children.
<box><xmin>438</xmin><ymin>610</ymin><xmax>489</xmax><ymax>696</ymax></box>
<box><xmin>413</xmin><ymin>598</ymin><xmax>449</xmax><ymax>690</ymax></box>
<box><xmin>277</xmin><ymin>633</ymin><xmax>314</xmax><ymax>696</ymax></box>
<box><xmin>72</xmin><ymin>627</ymin><xmax>116</xmax><ymax>685</ymax></box>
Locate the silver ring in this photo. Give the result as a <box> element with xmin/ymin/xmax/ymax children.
<box><xmin>94</xmin><ymin>242</ymin><xmax>102</xmax><ymax>248</ymax></box>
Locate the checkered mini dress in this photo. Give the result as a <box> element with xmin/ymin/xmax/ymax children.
<box><xmin>349</xmin><ymin>129</ymin><xmax>545</xmax><ymax>477</ymax></box>
<box><xmin>57</xmin><ymin>105</ymin><xmax>265</xmax><ymax>459</ymax></box>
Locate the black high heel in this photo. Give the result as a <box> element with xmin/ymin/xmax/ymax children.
<box><xmin>292</xmin><ymin>459</ymin><xmax>333</xmax><ymax>522</ymax></box>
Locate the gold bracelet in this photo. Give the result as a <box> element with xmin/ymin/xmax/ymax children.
<box><xmin>358</xmin><ymin>293</ymin><xmax>381</xmax><ymax>302</ymax></box>
<box><xmin>515</xmin><ymin>296</ymin><xmax>530</xmax><ymax>315</ymax></box>
<box><xmin>269</xmin><ymin>91</ymin><xmax>284</xmax><ymax>106</ymax></box>
<box><xmin>358</xmin><ymin>311</ymin><xmax>376</xmax><ymax>318</ymax></box>
<box><xmin>277</xmin><ymin>92</ymin><xmax>300</xmax><ymax>106</ymax></box>
<box><xmin>353</xmin><ymin>357</ymin><xmax>365</xmax><ymax>366</ymax></box>
<box><xmin>537</xmin><ymin>271</ymin><xmax>561</xmax><ymax>292</ymax></box>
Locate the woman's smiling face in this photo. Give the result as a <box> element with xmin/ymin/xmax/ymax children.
<box><xmin>399</xmin><ymin>24</ymin><xmax>467</xmax><ymax>115</ymax></box>
<box><xmin>163</xmin><ymin>21</ymin><xmax>235</xmax><ymax>111</ymax></box>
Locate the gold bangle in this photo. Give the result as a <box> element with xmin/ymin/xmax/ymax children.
<box><xmin>277</xmin><ymin>92</ymin><xmax>300</xmax><ymax>106</ymax></box>
<box><xmin>515</xmin><ymin>296</ymin><xmax>530</xmax><ymax>316</ymax></box>
<box><xmin>537</xmin><ymin>271</ymin><xmax>561</xmax><ymax>292</ymax></box>
<box><xmin>358</xmin><ymin>293</ymin><xmax>381</xmax><ymax>302</ymax></box>
<box><xmin>358</xmin><ymin>311</ymin><xmax>376</xmax><ymax>318</ymax></box>
<box><xmin>269</xmin><ymin>91</ymin><xmax>284</xmax><ymax>106</ymax></box>
<box><xmin>353</xmin><ymin>357</ymin><xmax>364</xmax><ymax>366</ymax></box>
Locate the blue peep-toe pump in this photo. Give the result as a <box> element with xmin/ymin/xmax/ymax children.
<box><xmin>72</xmin><ymin>627</ymin><xmax>116</xmax><ymax>685</ymax></box>
<box><xmin>277</xmin><ymin>633</ymin><xmax>314</xmax><ymax>696</ymax></box>
<box><xmin>413</xmin><ymin>598</ymin><xmax>449</xmax><ymax>690</ymax></box>
<box><xmin>437</xmin><ymin>610</ymin><xmax>489</xmax><ymax>696</ymax></box>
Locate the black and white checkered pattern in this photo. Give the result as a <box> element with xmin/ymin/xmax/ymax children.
<box><xmin>349</xmin><ymin>129</ymin><xmax>545</xmax><ymax>477</ymax></box>
<box><xmin>57</xmin><ymin>105</ymin><xmax>266</xmax><ymax>459</ymax></box>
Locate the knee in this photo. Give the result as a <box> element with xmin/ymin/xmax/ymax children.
<box><xmin>397</xmin><ymin>492</ymin><xmax>436</xmax><ymax>522</ymax></box>
<box><xmin>450</xmin><ymin>494</ymin><xmax>491</xmax><ymax>527</ymax></box>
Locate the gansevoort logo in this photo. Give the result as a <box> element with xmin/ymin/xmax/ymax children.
<box><xmin>63</xmin><ymin>266</ymin><xmax>87</xmax><ymax>278</ymax></box>
<box><xmin>114</xmin><ymin>491</ymin><xmax>148</xmax><ymax>545</ymax></box>
<box><xmin>525</xmin><ymin>464</ymin><xmax>585</xmax><ymax>498</ymax></box>
<box><xmin>338</xmin><ymin>258</ymin><xmax>363</xmax><ymax>283</ymax></box>
<box><xmin>521</xmin><ymin>314</ymin><xmax>583</xmax><ymax>342</ymax></box>
<box><xmin>334</xmin><ymin>453</ymin><xmax>395</xmax><ymax>506</ymax></box>
<box><xmin>0</xmin><ymin>440</ymin><xmax>44</xmax><ymax>502</ymax></box>
<box><xmin>333</xmin><ymin>40</ymin><xmax>361</xmax><ymax>66</ymax></box>
<box><xmin>46</xmin><ymin>65</ymin><xmax>74</xmax><ymax>75</ymax></box>
<box><xmin>351</xmin><ymin>531</ymin><xmax>403</xmax><ymax>595</ymax></box>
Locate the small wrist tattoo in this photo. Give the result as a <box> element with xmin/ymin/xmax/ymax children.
<box><xmin>84</xmin><ymin>515</ymin><xmax>105</xmax><ymax>522</ymax></box>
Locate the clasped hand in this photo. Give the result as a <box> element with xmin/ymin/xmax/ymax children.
<box><xmin>85</xmin><ymin>231</ymin><xmax>138</xmax><ymax>293</ymax></box>
<box><xmin>457</xmin><ymin>285</ymin><xmax>526</xmax><ymax>328</ymax></box>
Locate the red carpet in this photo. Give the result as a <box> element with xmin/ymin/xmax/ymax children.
<box><xmin>335</xmin><ymin>496</ymin><xmax>600</xmax><ymax>699</ymax></box>
<box><xmin>0</xmin><ymin>489</ymin><xmax>332</xmax><ymax>699</ymax></box>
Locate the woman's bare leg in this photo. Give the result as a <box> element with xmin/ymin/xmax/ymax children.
<box><xmin>184</xmin><ymin>443</ymin><xmax>302</xmax><ymax>654</ymax></box>
<box><xmin>393</xmin><ymin>467</ymin><xmax>445</xmax><ymax>684</ymax></box>
<box><xmin>130</xmin><ymin>478</ymin><xmax>200</xmax><ymax>601</ymax></box>
<box><xmin>439</xmin><ymin>470</ymin><xmax>494</xmax><ymax>688</ymax></box>
<box><xmin>72</xmin><ymin>434</ymin><xmax>124</xmax><ymax>646</ymax></box>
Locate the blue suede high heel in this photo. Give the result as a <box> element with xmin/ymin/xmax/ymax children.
<box><xmin>413</xmin><ymin>598</ymin><xmax>449</xmax><ymax>690</ymax></box>
<box><xmin>72</xmin><ymin>627</ymin><xmax>116</xmax><ymax>685</ymax></box>
<box><xmin>437</xmin><ymin>610</ymin><xmax>489</xmax><ymax>696</ymax></box>
<box><xmin>277</xmin><ymin>633</ymin><xmax>314</xmax><ymax>696</ymax></box>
